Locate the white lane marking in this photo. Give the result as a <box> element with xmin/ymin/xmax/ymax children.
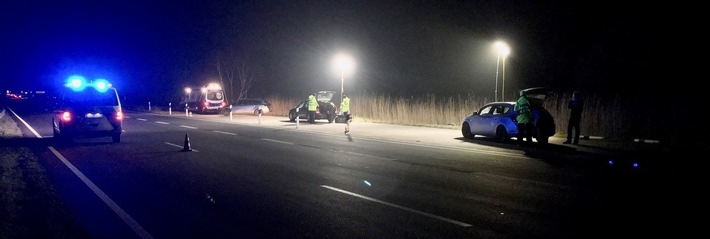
<box><xmin>7</xmin><ymin>108</ymin><xmax>154</xmax><ymax>238</ymax></box>
<box><xmin>137</xmin><ymin>118</ymin><xmax>148</xmax><ymax>121</ymax></box>
<box><xmin>213</xmin><ymin>130</ymin><xmax>237</xmax><ymax>135</ymax></box>
<box><xmin>180</xmin><ymin>125</ymin><xmax>198</xmax><ymax>129</ymax></box>
<box><xmin>261</xmin><ymin>138</ymin><xmax>295</xmax><ymax>145</ymax></box>
<box><xmin>7</xmin><ymin>108</ymin><xmax>42</xmax><ymax>138</ymax></box>
<box><xmin>48</xmin><ymin>147</ymin><xmax>154</xmax><ymax>239</ymax></box>
<box><xmin>155</xmin><ymin>121</ymin><xmax>169</xmax><ymax>124</ymax></box>
<box><xmin>321</xmin><ymin>185</ymin><xmax>472</xmax><ymax>227</ymax></box>
<box><xmin>165</xmin><ymin>142</ymin><xmax>199</xmax><ymax>152</ymax></box>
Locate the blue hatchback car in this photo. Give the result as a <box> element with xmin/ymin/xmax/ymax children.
<box><xmin>461</xmin><ymin>87</ymin><xmax>555</xmax><ymax>144</ymax></box>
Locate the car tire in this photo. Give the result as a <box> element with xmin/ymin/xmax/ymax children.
<box><xmin>289</xmin><ymin>112</ymin><xmax>296</xmax><ymax>122</ymax></box>
<box><xmin>495</xmin><ymin>125</ymin><xmax>509</xmax><ymax>142</ymax></box>
<box><xmin>112</xmin><ymin>133</ymin><xmax>121</xmax><ymax>143</ymax></box>
<box><xmin>462</xmin><ymin>123</ymin><xmax>474</xmax><ymax>139</ymax></box>
<box><xmin>327</xmin><ymin>113</ymin><xmax>335</xmax><ymax>123</ymax></box>
<box><xmin>52</xmin><ymin>120</ymin><xmax>69</xmax><ymax>145</ymax></box>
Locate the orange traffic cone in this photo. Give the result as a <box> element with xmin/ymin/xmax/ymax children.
<box><xmin>182</xmin><ymin>134</ymin><xmax>193</xmax><ymax>152</ymax></box>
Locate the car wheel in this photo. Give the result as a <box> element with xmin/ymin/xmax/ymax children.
<box><xmin>289</xmin><ymin>112</ymin><xmax>296</xmax><ymax>122</ymax></box>
<box><xmin>52</xmin><ymin>122</ymin><xmax>62</xmax><ymax>143</ymax></box>
<box><xmin>461</xmin><ymin>123</ymin><xmax>474</xmax><ymax>139</ymax></box>
<box><xmin>495</xmin><ymin>125</ymin><xmax>509</xmax><ymax>142</ymax></box>
<box><xmin>112</xmin><ymin>133</ymin><xmax>121</xmax><ymax>143</ymax></box>
<box><xmin>52</xmin><ymin>120</ymin><xmax>59</xmax><ymax>138</ymax></box>
<box><xmin>327</xmin><ymin>114</ymin><xmax>335</xmax><ymax>123</ymax></box>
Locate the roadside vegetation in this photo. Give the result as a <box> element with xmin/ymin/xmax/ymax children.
<box><xmin>263</xmin><ymin>91</ymin><xmax>669</xmax><ymax>143</ymax></box>
<box><xmin>0</xmin><ymin>111</ymin><xmax>89</xmax><ymax>239</ymax></box>
<box><xmin>0</xmin><ymin>147</ymin><xmax>89</xmax><ymax>239</ymax></box>
<box><xmin>142</xmin><ymin>90</ymin><xmax>675</xmax><ymax>147</ymax></box>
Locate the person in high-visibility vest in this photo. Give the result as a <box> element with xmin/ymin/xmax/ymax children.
<box><xmin>514</xmin><ymin>90</ymin><xmax>533</xmax><ymax>146</ymax></box>
<box><xmin>307</xmin><ymin>93</ymin><xmax>318</xmax><ymax>124</ymax></box>
<box><xmin>341</xmin><ymin>94</ymin><xmax>351</xmax><ymax>134</ymax></box>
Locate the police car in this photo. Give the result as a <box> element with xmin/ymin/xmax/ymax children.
<box><xmin>52</xmin><ymin>75</ymin><xmax>123</xmax><ymax>144</ymax></box>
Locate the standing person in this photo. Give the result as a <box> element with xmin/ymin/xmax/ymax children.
<box><xmin>341</xmin><ymin>94</ymin><xmax>351</xmax><ymax>134</ymax></box>
<box><xmin>307</xmin><ymin>93</ymin><xmax>318</xmax><ymax>124</ymax></box>
<box><xmin>563</xmin><ymin>91</ymin><xmax>584</xmax><ymax>145</ymax></box>
<box><xmin>514</xmin><ymin>90</ymin><xmax>534</xmax><ymax>146</ymax></box>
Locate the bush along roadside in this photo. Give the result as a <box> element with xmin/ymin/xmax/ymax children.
<box><xmin>0</xmin><ymin>147</ymin><xmax>90</xmax><ymax>239</ymax></box>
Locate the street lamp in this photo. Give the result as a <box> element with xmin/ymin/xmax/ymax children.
<box><xmin>494</xmin><ymin>41</ymin><xmax>510</xmax><ymax>102</ymax></box>
<box><xmin>333</xmin><ymin>53</ymin><xmax>355</xmax><ymax>107</ymax></box>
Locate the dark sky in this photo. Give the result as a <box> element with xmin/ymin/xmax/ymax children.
<box><xmin>1</xmin><ymin>0</ymin><xmax>706</xmax><ymax>103</ymax></box>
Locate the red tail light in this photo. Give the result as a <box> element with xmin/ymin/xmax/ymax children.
<box><xmin>116</xmin><ymin>111</ymin><xmax>123</xmax><ymax>120</ymax></box>
<box><xmin>203</xmin><ymin>101</ymin><xmax>208</xmax><ymax>107</ymax></box>
<box><xmin>61</xmin><ymin>111</ymin><xmax>71</xmax><ymax>121</ymax></box>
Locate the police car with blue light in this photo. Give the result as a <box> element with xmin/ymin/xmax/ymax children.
<box><xmin>52</xmin><ymin>75</ymin><xmax>123</xmax><ymax>144</ymax></box>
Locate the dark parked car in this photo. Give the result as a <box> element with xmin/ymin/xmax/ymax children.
<box><xmin>52</xmin><ymin>76</ymin><xmax>123</xmax><ymax>144</ymax></box>
<box><xmin>289</xmin><ymin>91</ymin><xmax>337</xmax><ymax>123</ymax></box>
<box><xmin>461</xmin><ymin>87</ymin><xmax>555</xmax><ymax>144</ymax></box>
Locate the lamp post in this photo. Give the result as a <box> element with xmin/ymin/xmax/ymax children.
<box><xmin>333</xmin><ymin>53</ymin><xmax>354</xmax><ymax>108</ymax></box>
<box><xmin>494</xmin><ymin>41</ymin><xmax>510</xmax><ymax>102</ymax></box>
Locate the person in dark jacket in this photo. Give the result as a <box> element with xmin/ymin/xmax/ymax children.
<box><xmin>563</xmin><ymin>91</ymin><xmax>584</xmax><ymax>145</ymax></box>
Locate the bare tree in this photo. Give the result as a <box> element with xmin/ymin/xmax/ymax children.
<box><xmin>217</xmin><ymin>61</ymin><xmax>236</xmax><ymax>102</ymax></box>
<box><xmin>217</xmin><ymin>59</ymin><xmax>254</xmax><ymax>103</ymax></box>
<box><xmin>234</xmin><ymin>61</ymin><xmax>254</xmax><ymax>101</ymax></box>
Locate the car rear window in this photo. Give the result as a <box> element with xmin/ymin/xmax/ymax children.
<box><xmin>61</xmin><ymin>89</ymin><xmax>119</xmax><ymax>106</ymax></box>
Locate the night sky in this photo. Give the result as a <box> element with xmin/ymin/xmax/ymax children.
<box><xmin>1</xmin><ymin>0</ymin><xmax>706</xmax><ymax>103</ymax></box>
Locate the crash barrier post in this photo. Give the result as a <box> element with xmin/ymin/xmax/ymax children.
<box><xmin>185</xmin><ymin>104</ymin><xmax>189</xmax><ymax>117</ymax></box>
<box><xmin>296</xmin><ymin>107</ymin><xmax>299</xmax><ymax>129</ymax></box>
<box><xmin>148</xmin><ymin>101</ymin><xmax>151</xmax><ymax>112</ymax></box>
<box><xmin>169</xmin><ymin>102</ymin><xmax>172</xmax><ymax>115</ymax></box>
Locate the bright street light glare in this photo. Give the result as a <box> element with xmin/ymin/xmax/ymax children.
<box><xmin>333</xmin><ymin>53</ymin><xmax>355</xmax><ymax>75</ymax></box>
<box><xmin>493</xmin><ymin>41</ymin><xmax>511</xmax><ymax>102</ymax></box>
<box><xmin>333</xmin><ymin>53</ymin><xmax>355</xmax><ymax>111</ymax></box>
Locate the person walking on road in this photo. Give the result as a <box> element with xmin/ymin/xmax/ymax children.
<box><xmin>563</xmin><ymin>91</ymin><xmax>584</xmax><ymax>145</ymax></box>
<box><xmin>307</xmin><ymin>93</ymin><xmax>318</xmax><ymax>124</ymax></box>
<box><xmin>514</xmin><ymin>90</ymin><xmax>534</xmax><ymax>146</ymax></box>
<box><xmin>341</xmin><ymin>94</ymin><xmax>351</xmax><ymax>134</ymax></box>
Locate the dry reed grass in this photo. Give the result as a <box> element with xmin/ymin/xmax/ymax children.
<box><xmin>254</xmin><ymin>91</ymin><xmax>670</xmax><ymax>142</ymax></box>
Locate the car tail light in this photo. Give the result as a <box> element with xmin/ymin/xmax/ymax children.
<box><xmin>203</xmin><ymin>101</ymin><xmax>208</xmax><ymax>107</ymax></box>
<box><xmin>61</xmin><ymin>111</ymin><xmax>71</xmax><ymax>122</ymax></box>
<box><xmin>116</xmin><ymin>111</ymin><xmax>123</xmax><ymax>120</ymax></box>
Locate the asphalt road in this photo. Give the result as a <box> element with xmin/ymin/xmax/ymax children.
<box><xmin>1</xmin><ymin>106</ymin><xmax>689</xmax><ymax>238</ymax></box>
